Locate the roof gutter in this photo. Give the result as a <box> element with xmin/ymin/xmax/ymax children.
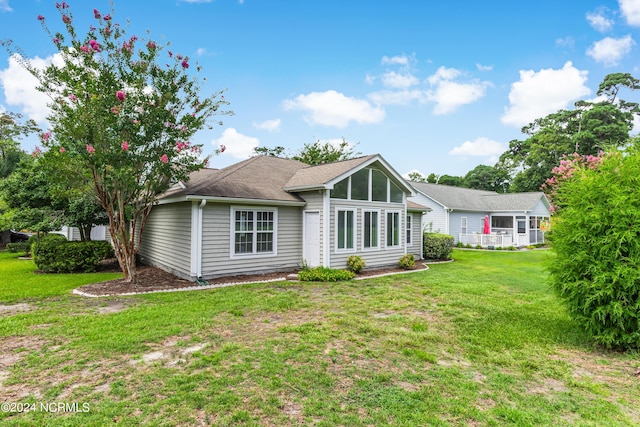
<box><xmin>157</xmin><ymin>195</ymin><xmax>307</xmax><ymax>207</ymax></box>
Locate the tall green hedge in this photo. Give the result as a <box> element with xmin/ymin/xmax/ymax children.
<box><xmin>32</xmin><ymin>234</ymin><xmax>114</xmax><ymax>273</ymax></box>
<box><xmin>423</xmin><ymin>233</ymin><xmax>454</xmax><ymax>260</ymax></box>
<box><xmin>549</xmin><ymin>150</ymin><xmax>640</xmax><ymax>350</ymax></box>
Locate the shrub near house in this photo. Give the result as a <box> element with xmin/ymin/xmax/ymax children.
<box><xmin>423</xmin><ymin>233</ymin><xmax>454</xmax><ymax>260</ymax></box>
<box><xmin>32</xmin><ymin>234</ymin><xmax>114</xmax><ymax>273</ymax></box>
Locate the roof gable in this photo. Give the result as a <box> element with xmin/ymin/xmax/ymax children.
<box><xmin>284</xmin><ymin>154</ymin><xmax>415</xmax><ymax>195</ymax></box>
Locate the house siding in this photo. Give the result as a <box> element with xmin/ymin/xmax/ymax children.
<box><xmin>329</xmin><ymin>199</ymin><xmax>406</xmax><ymax>269</ymax></box>
<box><xmin>449</xmin><ymin>211</ymin><xmax>486</xmax><ymax>243</ymax></box>
<box><xmin>410</xmin><ymin>193</ymin><xmax>447</xmax><ymax>234</ymax></box>
<box><xmin>529</xmin><ymin>199</ymin><xmax>550</xmax><ymax>217</ymax></box>
<box><xmin>139</xmin><ymin>202</ymin><xmax>192</xmax><ymax>279</ymax></box>
<box><xmin>200</xmin><ymin>203</ymin><xmax>302</xmax><ymax>279</ymax></box>
<box><xmin>407</xmin><ymin>211</ymin><xmax>423</xmax><ymax>259</ymax></box>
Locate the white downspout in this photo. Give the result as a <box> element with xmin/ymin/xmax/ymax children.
<box><xmin>190</xmin><ymin>199</ymin><xmax>206</xmax><ymax>280</ymax></box>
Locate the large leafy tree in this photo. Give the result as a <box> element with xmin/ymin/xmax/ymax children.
<box><xmin>462</xmin><ymin>164</ymin><xmax>509</xmax><ymax>192</ymax></box>
<box><xmin>497</xmin><ymin>73</ymin><xmax>639</xmax><ymax>192</ymax></box>
<box><xmin>0</xmin><ymin>112</ymin><xmax>39</xmax><ymax>179</ymax></box>
<box><xmin>253</xmin><ymin>139</ymin><xmax>360</xmax><ymax>165</ymax></box>
<box><xmin>2</xmin><ymin>3</ymin><xmax>229</xmax><ymax>282</ymax></box>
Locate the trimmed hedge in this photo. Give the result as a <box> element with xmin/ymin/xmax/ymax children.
<box><xmin>32</xmin><ymin>234</ymin><xmax>114</xmax><ymax>273</ymax></box>
<box><xmin>423</xmin><ymin>233</ymin><xmax>454</xmax><ymax>260</ymax></box>
<box><xmin>298</xmin><ymin>267</ymin><xmax>355</xmax><ymax>282</ymax></box>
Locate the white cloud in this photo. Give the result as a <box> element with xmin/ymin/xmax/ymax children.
<box><xmin>449</xmin><ymin>137</ymin><xmax>506</xmax><ymax>156</ymax></box>
<box><xmin>196</xmin><ymin>48</ymin><xmax>207</xmax><ymax>56</ymax></box>
<box><xmin>381</xmin><ymin>55</ymin><xmax>410</xmax><ymax>66</ymax></box>
<box><xmin>364</xmin><ymin>74</ymin><xmax>376</xmax><ymax>85</ymax></box>
<box><xmin>0</xmin><ymin>0</ymin><xmax>12</xmax><ymax>12</ymax></box>
<box><xmin>212</xmin><ymin>128</ymin><xmax>259</xmax><ymax>159</ymax></box>
<box><xmin>283</xmin><ymin>90</ymin><xmax>385</xmax><ymax>128</ymax></box>
<box><xmin>586</xmin><ymin>9</ymin><xmax>614</xmax><ymax>32</ymax></box>
<box><xmin>586</xmin><ymin>35</ymin><xmax>635</xmax><ymax>66</ymax></box>
<box><xmin>381</xmin><ymin>71</ymin><xmax>419</xmax><ymax>89</ymax></box>
<box><xmin>253</xmin><ymin>118</ymin><xmax>281</xmax><ymax>132</ymax></box>
<box><xmin>367</xmin><ymin>89</ymin><xmax>425</xmax><ymax>105</ymax></box>
<box><xmin>0</xmin><ymin>53</ymin><xmax>64</xmax><ymax>124</ymax></box>
<box><xmin>501</xmin><ymin>62</ymin><xmax>590</xmax><ymax>127</ymax></box>
<box><xmin>619</xmin><ymin>0</ymin><xmax>640</xmax><ymax>26</ymax></box>
<box><xmin>426</xmin><ymin>66</ymin><xmax>490</xmax><ymax>115</ymax></box>
<box><xmin>476</xmin><ymin>63</ymin><xmax>493</xmax><ymax>72</ymax></box>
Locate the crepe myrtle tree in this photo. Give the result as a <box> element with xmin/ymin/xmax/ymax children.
<box><xmin>2</xmin><ymin>2</ymin><xmax>230</xmax><ymax>283</ymax></box>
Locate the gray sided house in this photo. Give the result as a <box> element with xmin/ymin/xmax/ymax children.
<box><xmin>139</xmin><ymin>155</ymin><xmax>428</xmax><ymax>281</ymax></box>
<box><xmin>409</xmin><ymin>182</ymin><xmax>550</xmax><ymax>247</ymax></box>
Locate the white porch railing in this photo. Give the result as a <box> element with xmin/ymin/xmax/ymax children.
<box><xmin>458</xmin><ymin>233</ymin><xmax>514</xmax><ymax>247</ymax></box>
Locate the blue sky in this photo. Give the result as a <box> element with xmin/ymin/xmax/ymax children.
<box><xmin>1</xmin><ymin>0</ymin><xmax>640</xmax><ymax>178</ymax></box>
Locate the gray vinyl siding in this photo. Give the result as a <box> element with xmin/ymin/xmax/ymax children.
<box><xmin>329</xmin><ymin>199</ymin><xmax>406</xmax><ymax>269</ymax></box>
<box><xmin>407</xmin><ymin>211</ymin><xmax>423</xmax><ymax>259</ymax></box>
<box><xmin>139</xmin><ymin>202</ymin><xmax>192</xmax><ymax>278</ymax></box>
<box><xmin>449</xmin><ymin>211</ymin><xmax>486</xmax><ymax>243</ymax></box>
<box><xmin>298</xmin><ymin>191</ymin><xmax>324</xmax><ymax>265</ymax></box>
<box><xmin>200</xmin><ymin>204</ymin><xmax>302</xmax><ymax>279</ymax></box>
<box><xmin>409</xmin><ymin>193</ymin><xmax>447</xmax><ymax>234</ymax></box>
<box><xmin>529</xmin><ymin>199</ymin><xmax>551</xmax><ymax>217</ymax></box>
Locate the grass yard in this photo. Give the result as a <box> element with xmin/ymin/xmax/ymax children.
<box><xmin>0</xmin><ymin>249</ymin><xmax>639</xmax><ymax>426</ymax></box>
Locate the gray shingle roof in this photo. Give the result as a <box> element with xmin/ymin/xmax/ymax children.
<box><xmin>284</xmin><ymin>155</ymin><xmax>377</xmax><ymax>190</ymax></box>
<box><xmin>161</xmin><ymin>156</ymin><xmax>309</xmax><ymax>202</ymax></box>
<box><xmin>411</xmin><ymin>182</ymin><xmax>547</xmax><ymax>212</ymax></box>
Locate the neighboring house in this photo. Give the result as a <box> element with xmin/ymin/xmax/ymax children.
<box><xmin>409</xmin><ymin>182</ymin><xmax>550</xmax><ymax>247</ymax></box>
<box><xmin>54</xmin><ymin>225</ymin><xmax>110</xmax><ymax>241</ymax></box>
<box><xmin>138</xmin><ymin>154</ymin><xmax>429</xmax><ymax>281</ymax></box>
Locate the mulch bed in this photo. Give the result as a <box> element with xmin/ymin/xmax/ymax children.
<box><xmin>76</xmin><ymin>258</ymin><xmax>430</xmax><ymax>296</ymax></box>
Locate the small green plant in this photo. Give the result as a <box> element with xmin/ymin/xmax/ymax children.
<box><xmin>475</xmin><ymin>244</ymin><xmax>483</xmax><ymax>250</ymax></box>
<box><xmin>455</xmin><ymin>241</ymin><xmax>464</xmax><ymax>248</ymax></box>
<box><xmin>507</xmin><ymin>246</ymin><xmax>517</xmax><ymax>251</ymax></box>
<box><xmin>399</xmin><ymin>254</ymin><xmax>415</xmax><ymax>270</ymax></box>
<box><xmin>424</xmin><ymin>233</ymin><xmax>454</xmax><ymax>260</ymax></box>
<box><xmin>6</xmin><ymin>242</ymin><xmax>30</xmax><ymax>254</ymax></box>
<box><xmin>496</xmin><ymin>246</ymin><xmax>503</xmax><ymax>251</ymax></box>
<box><xmin>347</xmin><ymin>255</ymin><xmax>366</xmax><ymax>274</ymax></box>
<box><xmin>465</xmin><ymin>243</ymin><xmax>473</xmax><ymax>249</ymax></box>
<box><xmin>298</xmin><ymin>267</ymin><xmax>355</xmax><ymax>282</ymax></box>
<box><xmin>300</xmin><ymin>258</ymin><xmax>310</xmax><ymax>271</ymax></box>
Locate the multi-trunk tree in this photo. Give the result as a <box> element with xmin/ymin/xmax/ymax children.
<box><xmin>2</xmin><ymin>3</ymin><xmax>230</xmax><ymax>282</ymax></box>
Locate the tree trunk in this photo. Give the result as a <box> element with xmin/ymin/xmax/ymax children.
<box><xmin>108</xmin><ymin>217</ymin><xmax>138</xmax><ymax>284</ymax></box>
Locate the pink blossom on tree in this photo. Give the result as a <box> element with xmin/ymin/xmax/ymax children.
<box><xmin>6</xmin><ymin>3</ymin><xmax>231</xmax><ymax>284</ymax></box>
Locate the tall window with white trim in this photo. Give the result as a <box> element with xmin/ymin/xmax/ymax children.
<box><xmin>336</xmin><ymin>209</ymin><xmax>355</xmax><ymax>250</ymax></box>
<box><xmin>363</xmin><ymin>210</ymin><xmax>379</xmax><ymax>249</ymax></box>
<box><xmin>386</xmin><ymin>211</ymin><xmax>400</xmax><ymax>247</ymax></box>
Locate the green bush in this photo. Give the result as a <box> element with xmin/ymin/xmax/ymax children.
<box><xmin>298</xmin><ymin>267</ymin><xmax>355</xmax><ymax>282</ymax></box>
<box><xmin>399</xmin><ymin>254</ymin><xmax>415</xmax><ymax>270</ymax></box>
<box><xmin>423</xmin><ymin>233</ymin><xmax>454</xmax><ymax>260</ymax></box>
<box><xmin>507</xmin><ymin>246</ymin><xmax>517</xmax><ymax>251</ymax></box>
<box><xmin>475</xmin><ymin>244</ymin><xmax>483</xmax><ymax>250</ymax></box>
<box><xmin>455</xmin><ymin>241</ymin><xmax>464</xmax><ymax>248</ymax></box>
<box><xmin>347</xmin><ymin>255</ymin><xmax>366</xmax><ymax>274</ymax></box>
<box><xmin>33</xmin><ymin>235</ymin><xmax>114</xmax><ymax>273</ymax></box>
<box><xmin>549</xmin><ymin>149</ymin><xmax>640</xmax><ymax>350</ymax></box>
<box><xmin>6</xmin><ymin>242</ymin><xmax>29</xmax><ymax>254</ymax></box>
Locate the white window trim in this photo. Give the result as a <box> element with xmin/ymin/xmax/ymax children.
<box><xmin>461</xmin><ymin>216</ymin><xmax>468</xmax><ymax>235</ymax></box>
<box><xmin>229</xmin><ymin>206</ymin><xmax>278</xmax><ymax>259</ymax></box>
<box><xmin>385</xmin><ymin>209</ymin><xmax>402</xmax><ymax>249</ymax></box>
<box><xmin>406</xmin><ymin>213</ymin><xmax>413</xmax><ymax>246</ymax></box>
<box><xmin>335</xmin><ymin>207</ymin><xmax>357</xmax><ymax>253</ymax></box>
<box><xmin>361</xmin><ymin>209</ymin><xmax>380</xmax><ymax>251</ymax></box>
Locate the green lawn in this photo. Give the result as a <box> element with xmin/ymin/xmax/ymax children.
<box><xmin>0</xmin><ymin>249</ymin><xmax>638</xmax><ymax>426</ymax></box>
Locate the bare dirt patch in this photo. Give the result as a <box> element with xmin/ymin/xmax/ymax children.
<box><xmin>0</xmin><ymin>303</ymin><xmax>34</xmax><ymax>316</ymax></box>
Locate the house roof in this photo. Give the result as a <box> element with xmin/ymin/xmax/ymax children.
<box><xmin>407</xmin><ymin>200</ymin><xmax>430</xmax><ymax>211</ymax></box>
<box><xmin>283</xmin><ymin>155</ymin><xmax>377</xmax><ymax>190</ymax></box>
<box><xmin>160</xmin><ymin>155</ymin><xmax>309</xmax><ymax>203</ymax></box>
<box><xmin>410</xmin><ymin>182</ymin><xmax>548</xmax><ymax>212</ymax></box>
